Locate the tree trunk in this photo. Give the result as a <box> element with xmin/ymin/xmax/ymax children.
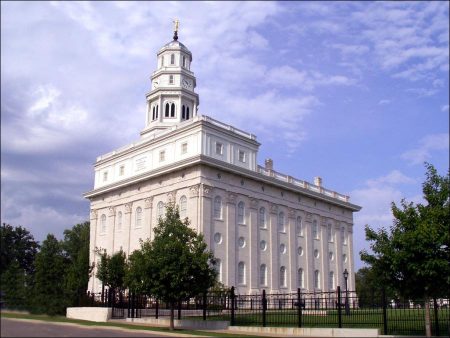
<box><xmin>424</xmin><ymin>297</ymin><xmax>431</xmax><ymax>338</ymax></box>
<box><xmin>170</xmin><ymin>302</ymin><xmax>175</xmax><ymax>330</ymax></box>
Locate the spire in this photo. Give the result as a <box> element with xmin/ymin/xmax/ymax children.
<box><xmin>173</xmin><ymin>18</ymin><xmax>179</xmax><ymax>41</ymax></box>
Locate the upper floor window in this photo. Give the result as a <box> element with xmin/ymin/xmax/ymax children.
<box><xmin>280</xmin><ymin>266</ymin><xmax>287</xmax><ymax>288</ymax></box>
<box><xmin>119</xmin><ymin>165</ymin><xmax>125</xmax><ymax>176</ymax></box>
<box><xmin>215</xmin><ymin>142</ymin><xmax>223</xmax><ymax>155</ymax></box>
<box><xmin>159</xmin><ymin>150</ymin><xmax>165</xmax><ymax>162</ymax></box>
<box><xmin>152</xmin><ymin>105</ymin><xmax>159</xmax><ymax>121</ymax></box>
<box><xmin>214</xmin><ymin>196</ymin><xmax>222</xmax><ymax>219</ymax></box>
<box><xmin>238</xmin><ymin>150</ymin><xmax>246</xmax><ymax>163</ymax></box>
<box><xmin>186</xmin><ymin>106</ymin><xmax>190</xmax><ymax>119</ymax></box>
<box><xmin>103</xmin><ymin>171</ymin><xmax>108</xmax><ymax>182</ymax></box>
<box><xmin>161</xmin><ymin>55</ymin><xmax>164</xmax><ymax>67</ymax></box>
<box><xmin>341</xmin><ymin>226</ymin><xmax>347</xmax><ymax>245</ymax></box>
<box><xmin>259</xmin><ymin>264</ymin><xmax>267</xmax><ymax>286</ymax></box>
<box><xmin>135</xmin><ymin>207</ymin><xmax>142</xmax><ymax>228</ymax></box>
<box><xmin>157</xmin><ymin>201</ymin><xmax>164</xmax><ymax>219</ymax></box>
<box><xmin>182</xmin><ymin>105</ymin><xmax>186</xmax><ymax>119</ymax></box>
<box><xmin>169</xmin><ymin>75</ymin><xmax>174</xmax><ymax>84</ymax></box>
<box><xmin>181</xmin><ymin>142</ymin><xmax>188</xmax><ymax>154</ymax></box>
<box><xmin>100</xmin><ymin>214</ymin><xmax>106</xmax><ymax>233</ymax></box>
<box><xmin>165</xmin><ymin>103</ymin><xmax>170</xmax><ymax>117</ymax></box>
<box><xmin>296</xmin><ymin>216</ymin><xmax>303</xmax><ymax>236</ymax></box>
<box><xmin>179</xmin><ymin>195</ymin><xmax>187</xmax><ymax>218</ymax></box>
<box><xmin>259</xmin><ymin>207</ymin><xmax>266</xmax><ymax>229</ymax></box>
<box><xmin>237</xmin><ymin>261</ymin><xmax>246</xmax><ymax>284</ymax></box>
<box><xmin>237</xmin><ymin>201</ymin><xmax>245</xmax><ymax>224</ymax></box>
<box><xmin>313</xmin><ymin>220</ymin><xmax>319</xmax><ymax>239</ymax></box>
<box><xmin>182</xmin><ymin>55</ymin><xmax>186</xmax><ymax>68</ymax></box>
<box><xmin>329</xmin><ymin>271</ymin><xmax>335</xmax><ymax>290</ymax></box>
<box><xmin>278</xmin><ymin>212</ymin><xmax>285</xmax><ymax>232</ymax></box>
<box><xmin>117</xmin><ymin>211</ymin><xmax>122</xmax><ymax>231</ymax></box>
<box><xmin>328</xmin><ymin>224</ymin><xmax>333</xmax><ymax>242</ymax></box>
<box><xmin>170</xmin><ymin>103</ymin><xmax>175</xmax><ymax>117</ymax></box>
<box><xmin>170</xmin><ymin>53</ymin><xmax>175</xmax><ymax>65</ymax></box>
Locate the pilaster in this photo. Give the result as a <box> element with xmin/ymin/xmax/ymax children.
<box><xmin>287</xmin><ymin>209</ymin><xmax>296</xmax><ymax>292</ymax></box>
<box><xmin>144</xmin><ymin>197</ymin><xmax>153</xmax><ymax>241</ymax></box>
<box><xmin>249</xmin><ymin>198</ymin><xmax>259</xmax><ymax>291</ymax></box>
<box><xmin>124</xmin><ymin>202</ymin><xmax>132</xmax><ymax>257</ymax></box>
<box><xmin>108</xmin><ymin>206</ymin><xmax>116</xmax><ymax>253</ymax></box>
<box><xmin>200</xmin><ymin>184</ymin><xmax>213</xmax><ymax>247</ymax></box>
<box><xmin>226</xmin><ymin>192</ymin><xmax>237</xmax><ymax>286</ymax></box>
<box><xmin>269</xmin><ymin>203</ymin><xmax>279</xmax><ymax>291</ymax></box>
<box><xmin>304</xmin><ymin>212</ymin><xmax>313</xmax><ymax>291</ymax></box>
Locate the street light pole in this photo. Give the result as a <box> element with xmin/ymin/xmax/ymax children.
<box><xmin>343</xmin><ymin>268</ymin><xmax>350</xmax><ymax>315</ymax></box>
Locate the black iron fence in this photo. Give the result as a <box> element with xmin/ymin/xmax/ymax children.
<box><xmin>80</xmin><ymin>286</ymin><xmax>449</xmax><ymax>336</ymax></box>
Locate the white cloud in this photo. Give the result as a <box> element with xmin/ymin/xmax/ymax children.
<box><xmin>441</xmin><ymin>104</ymin><xmax>449</xmax><ymax>112</ymax></box>
<box><xmin>401</xmin><ymin>133</ymin><xmax>450</xmax><ymax>165</ymax></box>
<box><xmin>378</xmin><ymin>99</ymin><xmax>391</xmax><ymax>105</ymax></box>
<box><xmin>366</xmin><ymin>170</ymin><xmax>416</xmax><ymax>187</ymax></box>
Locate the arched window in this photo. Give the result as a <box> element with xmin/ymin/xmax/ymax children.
<box><xmin>328</xmin><ymin>224</ymin><xmax>333</xmax><ymax>242</ymax></box>
<box><xmin>170</xmin><ymin>103</ymin><xmax>175</xmax><ymax>117</ymax></box>
<box><xmin>314</xmin><ymin>270</ymin><xmax>320</xmax><ymax>289</ymax></box>
<box><xmin>280</xmin><ymin>266</ymin><xmax>287</xmax><ymax>287</ymax></box>
<box><xmin>182</xmin><ymin>105</ymin><xmax>186</xmax><ymax>119</ymax></box>
<box><xmin>214</xmin><ymin>196</ymin><xmax>222</xmax><ymax>219</ymax></box>
<box><xmin>135</xmin><ymin>207</ymin><xmax>142</xmax><ymax>228</ymax></box>
<box><xmin>161</xmin><ymin>55</ymin><xmax>164</xmax><ymax>67</ymax></box>
<box><xmin>169</xmin><ymin>75</ymin><xmax>174</xmax><ymax>84</ymax></box>
<box><xmin>179</xmin><ymin>195</ymin><xmax>187</xmax><ymax>218</ymax></box>
<box><xmin>259</xmin><ymin>264</ymin><xmax>267</xmax><ymax>286</ymax></box>
<box><xmin>170</xmin><ymin>53</ymin><xmax>175</xmax><ymax>65</ymax></box>
<box><xmin>297</xmin><ymin>268</ymin><xmax>304</xmax><ymax>288</ymax></box>
<box><xmin>157</xmin><ymin>202</ymin><xmax>164</xmax><ymax>219</ymax></box>
<box><xmin>215</xmin><ymin>259</ymin><xmax>222</xmax><ymax>283</ymax></box>
<box><xmin>278</xmin><ymin>212</ymin><xmax>285</xmax><ymax>232</ymax></box>
<box><xmin>237</xmin><ymin>201</ymin><xmax>245</xmax><ymax>224</ymax></box>
<box><xmin>259</xmin><ymin>207</ymin><xmax>266</xmax><ymax>228</ymax></box>
<box><xmin>296</xmin><ymin>216</ymin><xmax>303</xmax><ymax>236</ymax></box>
<box><xmin>313</xmin><ymin>220</ymin><xmax>319</xmax><ymax>239</ymax></box>
<box><xmin>117</xmin><ymin>211</ymin><xmax>122</xmax><ymax>231</ymax></box>
<box><xmin>329</xmin><ymin>271</ymin><xmax>335</xmax><ymax>290</ymax></box>
<box><xmin>101</xmin><ymin>214</ymin><xmax>106</xmax><ymax>233</ymax></box>
<box><xmin>238</xmin><ymin>262</ymin><xmax>245</xmax><ymax>284</ymax></box>
<box><xmin>152</xmin><ymin>106</ymin><xmax>156</xmax><ymax>120</ymax></box>
<box><xmin>182</xmin><ymin>55</ymin><xmax>186</xmax><ymax>68</ymax></box>
<box><xmin>156</xmin><ymin>105</ymin><xmax>158</xmax><ymax>118</ymax></box>
<box><xmin>186</xmin><ymin>107</ymin><xmax>190</xmax><ymax>119</ymax></box>
<box><xmin>238</xmin><ymin>262</ymin><xmax>246</xmax><ymax>284</ymax></box>
<box><xmin>165</xmin><ymin>103</ymin><xmax>170</xmax><ymax>117</ymax></box>
<box><xmin>341</xmin><ymin>226</ymin><xmax>347</xmax><ymax>244</ymax></box>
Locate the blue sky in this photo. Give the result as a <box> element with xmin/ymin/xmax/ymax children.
<box><xmin>1</xmin><ymin>1</ymin><xmax>448</xmax><ymax>270</ymax></box>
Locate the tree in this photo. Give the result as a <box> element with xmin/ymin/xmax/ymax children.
<box><xmin>0</xmin><ymin>223</ymin><xmax>39</xmax><ymax>277</ymax></box>
<box><xmin>96</xmin><ymin>249</ymin><xmax>127</xmax><ymax>298</ymax></box>
<box><xmin>32</xmin><ymin>234</ymin><xmax>69</xmax><ymax>315</ymax></box>
<box><xmin>355</xmin><ymin>267</ymin><xmax>396</xmax><ymax>307</ymax></box>
<box><xmin>361</xmin><ymin>163</ymin><xmax>449</xmax><ymax>337</ymax></box>
<box><xmin>62</xmin><ymin>222</ymin><xmax>92</xmax><ymax>306</ymax></box>
<box><xmin>127</xmin><ymin>203</ymin><xmax>217</xmax><ymax>330</ymax></box>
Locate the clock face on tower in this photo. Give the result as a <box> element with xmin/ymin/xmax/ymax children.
<box><xmin>152</xmin><ymin>80</ymin><xmax>159</xmax><ymax>89</ymax></box>
<box><xmin>182</xmin><ymin>79</ymin><xmax>192</xmax><ymax>89</ymax></box>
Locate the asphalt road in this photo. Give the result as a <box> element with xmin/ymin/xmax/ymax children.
<box><xmin>1</xmin><ymin>318</ymin><xmax>186</xmax><ymax>337</ymax></box>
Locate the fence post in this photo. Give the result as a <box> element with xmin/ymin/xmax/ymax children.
<box><xmin>155</xmin><ymin>299</ymin><xmax>159</xmax><ymax>319</ymax></box>
<box><xmin>297</xmin><ymin>288</ymin><xmax>302</xmax><ymax>328</ymax></box>
<box><xmin>433</xmin><ymin>298</ymin><xmax>439</xmax><ymax>337</ymax></box>
<box><xmin>262</xmin><ymin>289</ymin><xmax>267</xmax><ymax>327</ymax></box>
<box><xmin>382</xmin><ymin>288</ymin><xmax>388</xmax><ymax>335</ymax></box>
<box><xmin>202</xmin><ymin>292</ymin><xmax>207</xmax><ymax>320</ymax></box>
<box><xmin>127</xmin><ymin>293</ymin><xmax>131</xmax><ymax>318</ymax></box>
<box><xmin>337</xmin><ymin>286</ymin><xmax>342</xmax><ymax>328</ymax></box>
<box><xmin>177</xmin><ymin>300</ymin><xmax>182</xmax><ymax>320</ymax></box>
<box><xmin>230</xmin><ymin>286</ymin><xmax>236</xmax><ymax>326</ymax></box>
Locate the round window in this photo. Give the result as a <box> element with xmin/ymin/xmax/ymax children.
<box><xmin>280</xmin><ymin>244</ymin><xmax>286</xmax><ymax>254</ymax></box>
<box><xmin>314</xmin><ymin>249</ymin><xmax>319</xmax><ymax>258</ymax></box>
<box><xmin>298</xmin><ymin>247</ymin><xmax>303</xmax><ymax>256</ymax></box>
<box><xmin>238</xmin><ymin>237</ymin><xmax>246</xmax><ymax>248</ymax></box>
<box><xmin>343</xmin><ymin>254</ymin><xmax>347</xmax><ymax>262</ymax></box>
<box><xmin>214</xmin><ymin>232</ymin><xmax>222</xmax><ymax>244</ymax></box>
<box><xmin>329</xmin><ymin>251</ymin><xmax>334</xmax><ymax>261</ymax></box>
<box><xmin>260</xmin><ymin>240</ymin><xmax>267</xmax><ymax>251</ymax></box>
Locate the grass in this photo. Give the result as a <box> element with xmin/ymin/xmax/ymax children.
<box><xmin>0</xmin><ymin>311</ymin><xmax>261</xmax><ymax>337</ymax></box>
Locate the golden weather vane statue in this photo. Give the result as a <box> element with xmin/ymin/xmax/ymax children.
<box><xmin>173</xmin><ymin>18</ymin><xmax>179</xmax><ymax>40</ymax></box>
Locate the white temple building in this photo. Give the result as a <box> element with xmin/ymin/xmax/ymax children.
<box><xmin>85</xmin><ymin>25</ymin><xmax>361</xmax><ymax>295</ymax></box>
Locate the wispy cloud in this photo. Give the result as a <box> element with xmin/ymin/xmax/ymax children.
<box><xmin>401</xmin><ymin>133</ymin><xmax>449</xmax><ymax>165</ymax></box>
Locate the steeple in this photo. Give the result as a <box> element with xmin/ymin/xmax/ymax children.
<box><xmin>141</xmin><ymin>20</ymin><xmax>199</xmax><ymax>139</ymax></box>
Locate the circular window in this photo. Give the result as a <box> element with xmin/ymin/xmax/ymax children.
<box><xmin>238</xmin><ymin>237</ymin><xmax>246</xmax><ymax>248</ymax></box>
<box><xmin>329</xmin><ymin>251</ymin><xmax>334</xmax><ymax>261</ymax></box>
<box><xmin>343</xmin><ymin>254</ymin><xmax>347</xmax><ymax>262</ymax></box>
<box><xmin>260</xmin><ymin>240</ymin><xmax>267</xmax><ymax>251</ymax></box>
<box><xmin>314</xmin><ymin>249</ymin><xmax>319</xmax><ymax>258</ymax></box>
<box><xmin>298</xmin><ymin>246</ymin><xmax>303</xmax><ymax>256</ymax></box>
<box><xmin>214</xmin><ymin>232</ymin><xmax>222</xmax><ymax>244</ymax></box>
<box><xmin>280</xmin><ymin>244</ymin><xmax>286</xmax><ymax>254</ymax></box>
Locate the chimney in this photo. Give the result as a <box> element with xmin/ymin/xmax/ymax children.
<box><xmin>265</xmin><ymin>158</ymin><xmax>273</xmax><ymax>170</ymax></box>
<box><xmin>314</xmin><ymin>176</ymin><xmax>322</xmax><ymax>187</ymax></box>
